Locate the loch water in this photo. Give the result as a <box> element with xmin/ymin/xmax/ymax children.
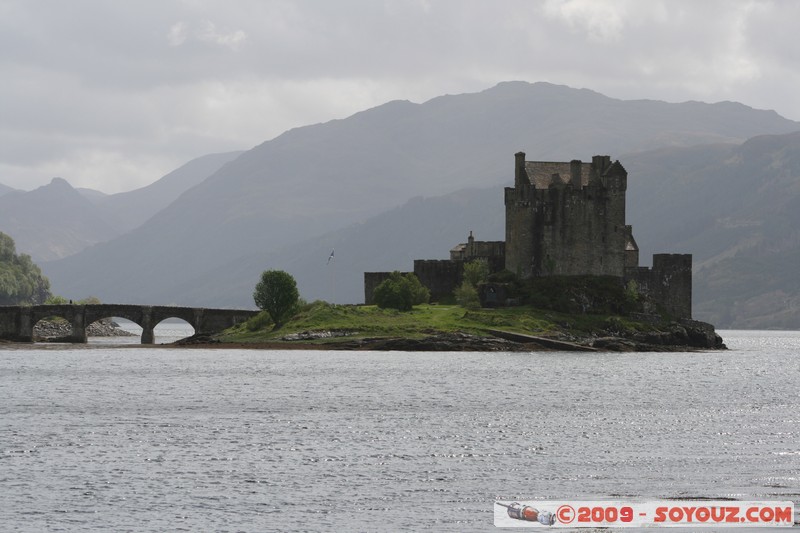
<box><xmin>1</xmin><ymin>330</ymin><xmax>799</xmax><ymax>532</ymax></box>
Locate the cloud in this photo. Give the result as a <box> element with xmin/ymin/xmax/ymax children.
<box><xmin>167</xmin><ymin>21</ymin><xmax>188</xmax><ymax>47</ymax></box>
<box><xmin>195</xmin><ymin>20</ymin><xmax>247</xmax><ymax>50</ymax></box>
<box><xmin>168</xmin><ymin>19</ymin><xmax>247</xmax><ymax>50</ymax></box>
<box><xmin>542</xmin><ymin>0</ymin><xmax>632</xmax><ymax>43</ymax></box>
<box><xmin>1</xmin><ymin>0</ymin><xmax>798</xmax><ymax>194</ymax></box>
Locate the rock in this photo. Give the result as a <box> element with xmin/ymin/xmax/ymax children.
<box><xmin>33</xmin><ymin>318</ymin><xmax>136</xmax><ymax>340</ymax></box>
<box><xmin>330</xmin><ymin>332</ymin><xmax>531</xmax><ymax>352</ymax></box>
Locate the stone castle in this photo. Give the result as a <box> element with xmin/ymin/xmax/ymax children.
<box><xmin>365</xmin><ymin>152</ymin><xmax>692</xmax><ymax>319</ymax></box>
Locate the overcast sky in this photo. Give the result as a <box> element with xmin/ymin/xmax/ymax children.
<box><xmin>2</xmin><ymin>0</ymin><xmax>799</xmax><ymax>193</ymax></box>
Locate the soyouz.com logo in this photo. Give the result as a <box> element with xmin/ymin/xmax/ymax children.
<box><xmin>493</xmin><ymin>500</ymin><xmax>795</xmax><ymax>528</ymax></box>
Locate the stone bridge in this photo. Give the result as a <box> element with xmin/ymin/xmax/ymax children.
<box><xmin>0</xmin><ymin>304</ymin><xmax>259</xmax><ymax>344</ymax></box>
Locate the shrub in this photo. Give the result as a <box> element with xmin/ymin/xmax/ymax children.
<box><xmin>373</xmin><ymin>272</ymin><xmax>429</xmax><ymax>311</ymax></box>
<box><xmin>245</xmin><ymin>311</ymin><xmax>273</xmax><ymax>332</ymax></box>
<box><xmin>454</xmin><ymin>281</ymin><xmax>480</xmax><ymax>308</ymax></box>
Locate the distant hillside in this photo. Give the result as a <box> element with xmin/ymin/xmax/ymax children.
<box><xmin>96</xmin><ymin>151</ymin><xmax>243</xmax><ymax>233</ymax></box>
<box><xmin>624</xmin><ymin>132</ymin><xmax>800</xmax><ymax>328</ymax></box>
<box><xmin>0</xmin><ymin>182</ymin><xmax>16</xmax><ymax>197</ymax></box>
<box><xmin>159</xmin><ymin>187</ymin><xmax>506</xmax><ymax>308</ymax></box>
<box><xmin>76</xmin><ymin>187</ymin><xmax>108</xmax><ymax>202</ymax></box>
<box><xmin>0</xmin><ymin>178</ymin><xmax>122</xmax><ymax>261</ymax></box>
<box><xmin>0</xmin><ymin>152</ymin><xmax>241</xmax><ymax>262</ymax></box>
<box><xmin>42</xmin><ymin>82</ymin><xmax>800</xmax><ymax>321</ymax></box>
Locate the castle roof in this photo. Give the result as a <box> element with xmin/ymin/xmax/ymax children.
<box><xmin>524</xmin><ymin>161</ymin><xmax>592</xmax><ymax>188</ymax></box>
<box><xmin>523</xmin><ymin>157</ymin><xmax>626</xmax><ymax>189</ymax></box>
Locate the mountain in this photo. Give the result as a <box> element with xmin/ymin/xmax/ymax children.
<box><xmin>152</xmin><ymin>187</ymin><xmax>506</xmax><ymax>308</ymax></box>
<box><xmin>77</xmin><ymin>188</ymin><xmax>108</xmax><ymax>202</ymax></box>
<box><xmin>95</xmin><ymin>151</ymin><xmax>243</xmax><ymax>233</ymax></box>
<box><xmin>0</xmin><ymin>182</ymin><xmax>17</xmax><ymax>197</ymax></box>
<box><xmin>42</xmin><ymin>81</ymin><xmax>800</xmax><ymax>317</ymax></box>
<box><xmin>0</xmin><ymin>178</ymin><xmax>122</xmax><ymax>261</ymax></box>
<box><xmin>0</xmin><ymin>151</ymin><xmax>242</xmax><ymax>262</ymax></box>
<box><xmin>623</xmin><ymin>132</ymin><xmax>800</xmax><ymax>328</ymax></box>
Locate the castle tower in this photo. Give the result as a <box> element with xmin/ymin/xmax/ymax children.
<box><xmin>504</xmin><ymin>153</ymin><xmax>631</xmax><ymax>279</ymax></box>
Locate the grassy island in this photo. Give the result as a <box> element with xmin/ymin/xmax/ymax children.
<box><xmin>215</xmin><ymin>301</ymin><xmax>725</xmax><ymax>352</ymax></box>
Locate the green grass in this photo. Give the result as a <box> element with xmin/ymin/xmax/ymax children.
<box><xmin>220</xmin><ymin>301</ymin><xmax>661</xmax><ymax>345</ymax></box>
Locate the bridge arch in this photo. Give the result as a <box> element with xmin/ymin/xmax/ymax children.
<box><xmin>0</xmin><ymin>304</ymin><xmax>258</xmax><ymax>344</ymax></box>
<box><xmin>151</xmin><ymin>316</ymin><xmax>196</xmax><ymax>343</ymax></box>
<box><xmin>31</xmin><ymin>310</ymin><xmax>80</xmax><ymax>342</ymax></box>
<box><xmin>29</xmin><ymin>304</ymin><xmax>87</xmax><ymax>343</ymax></box>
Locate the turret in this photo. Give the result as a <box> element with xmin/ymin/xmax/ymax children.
<box><xmin>514</xmin><ymin>152</ymin><xmax>529</xmax><ymax>187</ymax></box>
<box><xmin>591</xmin><ymin>155</ymin><xmax>611</xmax><ymax>174</ymax></box>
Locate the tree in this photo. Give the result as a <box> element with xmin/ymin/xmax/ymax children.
<box><xmin>463</xmin><ymin>260</ymin><xmax>489</xmax><ymax>287</ymax></box>
<box><xmin>455</xmin><ymin>260</ymin><xmax>488</xmax><ymax>308</ymax></box>
<box><xmin>373</xmin><ymin>271</ymin><xmax>429</xmax><ymax>311</ymax></box>
<box><xmin>253</xmin><ymin>270</ymin><xmax>300</xmax><ymax>328</ymax></box>
<box><xmin>454</xmin><ymin>281</ymin><xmax>480</xmax><ymax>308</ymax></box>
<box><xmin>0</xmin><ymin>232</ymin><xmax>51</xmax><ymax>305</ymax></box>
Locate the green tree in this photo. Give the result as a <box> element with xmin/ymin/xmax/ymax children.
<box><xmin>454</xmin><ymin>281</ymin><xmax>480</xmax><ymax>308</ymax></box>
<box><xmin>253</xmin><ymin>270</ymin><xmax>300</xmax><ymax>328</ymax></box>
<box><xmin>373</xmin><ymin>271</ymin><xmax>429</xmax><ymax>311</ymax></box>
<box><xmin>0</xmin><ymin>232</ymin><xmax>51</xmax><ymax>305</ymax></box>
<box><xmin>463</xmin><ymin>260</ymin><xmax>489</xmax><ymax>287</ymax></box>
<box><xmin>454</xmin><ymin>260</ymin><xmax>489</xmax><ymax>308</ymax></box>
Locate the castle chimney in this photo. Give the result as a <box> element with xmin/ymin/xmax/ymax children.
<box><xmin>515</xmin><ymin>152</ymin><xmax>529</xmax><ymax>187</ymax></box>
<box><xmin>570</xmin><ymin>159</ymin><xmax>582</xmax><ymax>188</ymax></box>
<box><xmin>592</xmin><ymin>155</ymin><xmax>612</xmax><ymax>174</ymax></box>
<box><xmin>468</xmin><ymin>231</ymin><xmax>475</xmax><ymax>256</ymax></box>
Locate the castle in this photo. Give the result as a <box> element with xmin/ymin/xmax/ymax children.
<box><xmin>365</xmin><ymin>152</ymin><xmax>692</xmax><ymax>319</ymax></box>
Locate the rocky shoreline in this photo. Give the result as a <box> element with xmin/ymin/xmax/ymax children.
<box><xmin>314</xmin><ymin>320</ymin><xmax>725</xmax><ymax>352</ymax></box>
<box><xmin>175</xmin><ymin>319</ymin><xmax>726</xmax><ymax>352</ymax></box>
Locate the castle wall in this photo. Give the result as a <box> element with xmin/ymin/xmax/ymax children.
<box><xmin>538</xmin><ymin>184</ymin><xmax>627</xmax><ymax>277</ymax></box>
<box><xmin>625</xmin><ymin>254</ymin><xmax>692</xmax><ymax>319</ymax></box>
<box><xmin>504</xmin><ymin>185</ymin><xmax>536</xmax><ymax>278</ymax></box>
<box><xmin>413</xmin><ymin>260</ymin><xmax>464</xmax><ymax>302</ymax></box>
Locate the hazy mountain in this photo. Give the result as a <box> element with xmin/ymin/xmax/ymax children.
<box><xmin>145</xmin><ymin>187</ymin><xmax>506</xmax><ymax>308</ymax></box>
<box><xmin>42</xmin><ymin>82</ymin><xmax>800</xmax><ymax>319</ymax></box>
<box><xmin>0</xmin><ymin>178</ymin><xmax>122</xmax><ymax>261</ymax></box>
<box><xmin>0</xmin><ymin>151</ymin><xmax>242</xmax><ymax>262</ymax></box>
<box><xmin>95</xmin><ymin>151</ymin><xmax>243</xmax><ymax>232</ymax></box>
<box><xmin>0</xmin><ymin>182</ymin><xmax>17</xmax><ymax>197</ymax></box>
<box><xmin>77</xmin><ymin>188</ymin><xmax>108</xmax><ymax>202</ymax></box>
<box><xmin>624</xmin><ymin>132</ymin><xmax>800</xmax><ymax>328</ymax></box>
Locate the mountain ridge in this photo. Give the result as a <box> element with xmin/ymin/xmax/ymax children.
<box><xmin>39</xmin><ymin>81</ymin><xmax>800</xmax><ymax>328</ymax></box>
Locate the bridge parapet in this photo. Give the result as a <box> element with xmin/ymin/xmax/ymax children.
<box><xmin>0</xmin><ymin>304</ymin><xmax>259</xmax><ymax>344</ymax></box>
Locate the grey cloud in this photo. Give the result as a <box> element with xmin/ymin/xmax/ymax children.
<box><xmin>1</xmin><ymin>0</ymin><xmax>798</xmax><ymax>193</ymax></box>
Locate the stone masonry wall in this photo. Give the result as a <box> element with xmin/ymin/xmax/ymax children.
<box><xmin>625</xmin><ymin>254</ymin><xmax>692</xmax><ymax>319</ymax></box>
<box><xmin>413</xmin><ymin>260</ymin><xmax>464</xmax><ymax>302</ymax></box>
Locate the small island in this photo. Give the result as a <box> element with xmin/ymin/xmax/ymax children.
<box><xmin>202</xmin><ymin>153</ymin><xmax>725</xmax><ymax>353</ymax></box>
<box><xmin>206</xmin><ymin>300</ymin><xmax>724</xmax><ymax>352</ymax></box>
